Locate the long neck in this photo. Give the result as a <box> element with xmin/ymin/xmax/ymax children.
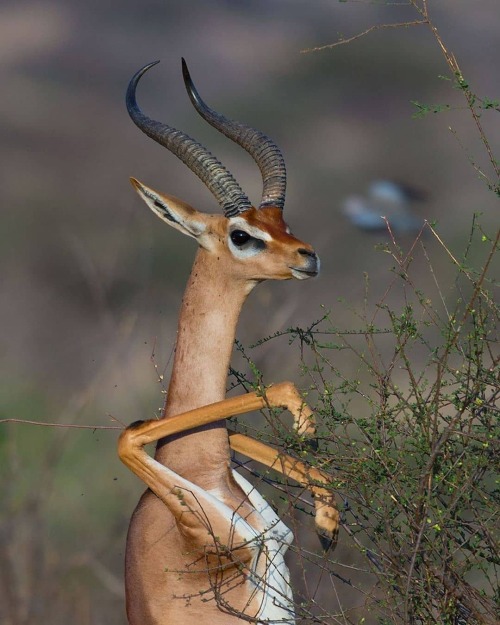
<box><xmin>155</xmin><ymin>247</ymin><xmax>251</xmax><ymax>479</ymax></box>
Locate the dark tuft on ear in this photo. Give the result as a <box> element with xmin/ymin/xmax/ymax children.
<box><xmin>153</xmin><ymin>198</ymin><xmax>178</xmax><ymax>223</ymax></box>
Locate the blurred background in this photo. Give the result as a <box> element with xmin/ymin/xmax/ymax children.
<box><xmin>0</xmin><ymin>1</ymin><xmax>498</xmax><ymax>623</ymax></box>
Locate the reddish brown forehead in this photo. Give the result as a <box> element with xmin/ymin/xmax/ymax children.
<box><xmin>240</xmin><ymin>206</ymin><xmax>300</xmax><ymax>244</ymax></box>
<box><xmin>241</xmin><ymin>206</ymin><xmax>287</xmax><ymax>230</ymax></box>
<box><xmin>233</xmin><ymin>206</ymin><xmax>313</xmax><ymax>251</ymax></box>
<box><xmin>237</xmin><ymin>206</ymin><xmax>310</xmax><ymax>247</ymax></box>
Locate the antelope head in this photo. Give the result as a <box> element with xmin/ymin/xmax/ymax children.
<box><xmin>126</xmin><ymin>59</ymin><xmax>319</xmax><ymax>285</ymax></box>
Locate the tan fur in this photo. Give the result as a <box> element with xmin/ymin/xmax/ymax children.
<box><xmin>119</xmin><ymin>183</ymin><xmax>338</xmax><ymax>624</ymax></box>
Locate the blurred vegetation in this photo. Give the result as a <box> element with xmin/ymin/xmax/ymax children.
<box><xmin>230</xmin><ymin>4</ymin><xmax>499</xmax><ymax>622</ymax></box>
<box><xmin>1</xmin><ymin>0</ymin><xmax>498</xmax><ymax>624</ymax></box>
<box><xmin>232</xmin><ymin>217</ymin><xmax>498</xmax><ymax>624</ymax></box>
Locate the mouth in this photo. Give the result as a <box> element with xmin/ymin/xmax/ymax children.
<box><xmin>290</xmin><ymin>267</ymin><xmax>319</xmax><ymax>280</ymax></box>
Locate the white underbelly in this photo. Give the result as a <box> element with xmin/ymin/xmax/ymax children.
<box><xmin>231</xmin><ymin>470</ymin><xmax>295</xmax><ymax>624</ymax></box>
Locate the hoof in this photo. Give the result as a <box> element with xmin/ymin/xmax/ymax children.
<box><xmin>317</xmin><ymin>528</ymin><xmax>337</xmax><ymax>553</ymax></box>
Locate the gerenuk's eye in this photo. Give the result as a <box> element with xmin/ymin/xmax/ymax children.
<box><xmin>230</xmin><ymin>230</ymin><xmax>251</xmax><ymax>246</ymax></box>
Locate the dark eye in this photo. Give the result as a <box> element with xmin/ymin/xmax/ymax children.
<box><xmin>230</xmin><ymin>230</ymin><xmax>251</xmax><ymax>246</ymax></box>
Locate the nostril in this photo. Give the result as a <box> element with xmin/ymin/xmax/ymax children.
<box><xmin>298</xmin><ymin>248</ymin><xmax>317</xmax><ymax>258</ymax></box>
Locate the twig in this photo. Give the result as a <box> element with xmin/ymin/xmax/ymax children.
<box><xmin>0</xmin><ymin>418</ymin><xmax>122</xmax><ymax>430</ymax></box>
<box><xmin>301</xmin><ymin>20</ymin><xmax>427</xmax><ymax>53</ymax></box>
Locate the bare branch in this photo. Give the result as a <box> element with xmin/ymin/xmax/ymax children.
<box><xmin>0</xmin><ymin>418</ymin><xmax>122</xmax><ymax>430</ymax></box>
<box><xmin>301</xmin><ymin>20</ymin><xmax>427</xmax><ymax>53</ymax></box>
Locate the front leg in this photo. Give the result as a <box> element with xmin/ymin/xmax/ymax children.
<box><xmin>119</xmin><ymin>421</ymin><xmax>259</xmax><ymax>570</ymax></box>
<box><xmin>118</xmin><ymin>382</ymin><xmax>338</xmax><ymax>549</ymax></box>
<box><xmin>264</xmin><ymin>381</ymin><xmax>317</xmax><ymax>439</ymax></box>
<box><xmin>228</xmin><ymin>431</ymin><xmax>339</xmax><ymax>551</ymax></box>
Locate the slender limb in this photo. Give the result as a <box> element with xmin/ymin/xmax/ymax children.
<box><xmin>265</xmin><ymin>381</ymin><xmax>317</xmax><ymax>437</ymax></box>
<box><xmin>119</xmin><ymin>422</ymin><xmax>258</xmax><ymax>560</ymax></box>
<box><xmin>118</xmin><ymin>383</ymin><xmax>299</xmax><ymax>533</ymax></box>
<box><xmin>120</xmin><ymin>381</ymin><xmax>315</xmax><ymax>448</ymax></box>
<box><xmin>118</xmin><ymin>382</ymin><xmax>337</xmax><ymax>548</ymax></box>
<box><xmin>228</xmin><ymin>431</ymin><xmax>339</xmax><ymax>550</ymax></box>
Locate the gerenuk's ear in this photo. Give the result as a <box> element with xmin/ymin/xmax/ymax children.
<box><xmin>130</xmin><ymin>177</ymin><xmax>207</xmax><ymax>240</ymax></box>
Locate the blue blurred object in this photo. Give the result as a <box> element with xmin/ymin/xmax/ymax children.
<box><xmin>341</xmin><ymin>180</ymin><xmax>426</xmax><ymax>233</ymax></box>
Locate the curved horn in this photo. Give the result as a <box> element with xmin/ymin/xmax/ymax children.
<box><xmin>182</xmin><ymin>58</ymin><xmax>287</xmax><ymax>211</ymax></box>
<box><xmin>126</xmin><ymin>61</ymin><xmax>252</xmax><ymax>218</ymax></box>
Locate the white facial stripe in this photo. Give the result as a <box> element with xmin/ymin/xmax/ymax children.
<box><xmin>229</xmin><ymin>217</ymin><xmax>272</xmax><ymax>242</ymax></box>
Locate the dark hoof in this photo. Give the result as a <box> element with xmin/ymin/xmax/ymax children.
<box><xmin>317</xmin><ymin>529</ymin><xmax>337</xmax><ymax>553</ymax></box>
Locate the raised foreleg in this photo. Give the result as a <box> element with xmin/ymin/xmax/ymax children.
<box><xmin>228</xmin><ymin>382</ymin><xmax>338</xmax><ymax>549</ymax></box>
<box><xmin>118</xmin><ymin>382</ymin><xmax>338</xmax><ymax>550</ymax></box>
<box><xmin>228</xmin><ymin>431</ymin><xmax>339</xmax><ymax>550</ymax></box>
<box><xmin>118</xmin><ymin>421</ymin><xmax>258</xmax><ymax>563</ymax></box>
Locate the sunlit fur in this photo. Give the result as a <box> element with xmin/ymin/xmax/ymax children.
<box><xmin>118</xmin><ymin>180</ymin><xmax>330</xmax><ymax>625</ymax></box>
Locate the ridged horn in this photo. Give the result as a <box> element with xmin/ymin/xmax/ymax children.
<box><xmin>126</xmin><ymin>61</ymin><xmax>252</xmax><ymax>218</ymax></box>
<box><xmin>182</xmin><ymin>58</ymin><xmax>287</xmax><ymax>211</ymax></box>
